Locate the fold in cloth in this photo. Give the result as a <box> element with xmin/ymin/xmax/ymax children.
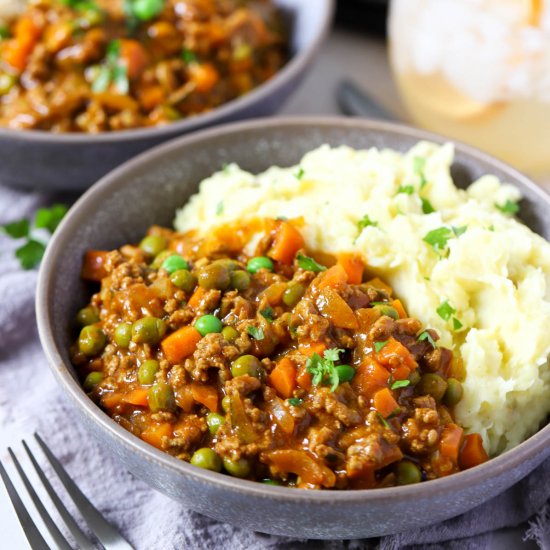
<box><xmin>1</xmin><ymin>186</ymin><xmax>548</xmax><ymax>550</ymax></box>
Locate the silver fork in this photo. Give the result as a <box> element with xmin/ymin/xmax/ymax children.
<box><xmin>0</xmin><ymin>433</ymin><xmax>134</xmax><ymax>550</ymax></box>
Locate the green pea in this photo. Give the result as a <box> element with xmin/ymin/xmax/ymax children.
<box><xmin>214</xmin><ymin>259</ymin><xmax>241</xmax><ymax>271</ymax></box>
<box><xmin>231</xmin><ymin>355</ymin><xmax>262</xmax><ymax>378</ymax></box>
<box><xmin>221</xmin><ymin>395</ymin><xmax>231</xmax><ymax>413</ymax></box>
<box><xmin>0</xmin><ymin>73</ymin><xmax>16</xmax><ymax>96</ymax></box>
<box><xmin>373</xmin><ymin>303</ymin><xmax>399</xmax><ymax>320</ymax></box>
<box><xmin>131</xmin><ymin>0</ymin><xmax>164</xmax><ymax>20</ymax></box>
<box><xmin>261</xmin><ymin>479</ymin><xmax>281</xmax><ymax>486</ymax></box>
<box><xmin>197</xmin><ymin>263</ymin><xmax>230</xmax><ymax>290</ymax></box>
<box><xmin>162</xmin><ymin>255</ymin><xmax>189</xmax><ymax>274</ymax></box>
<box><xmin>206</xmin><ymin>412</ymin><xmax>225</xmax><ymax>435</ymax></box>
<box><xmin>139</xmin><ymin>235</ymin><xmax>167</xmax><ymax>257</ymax></box>
<box><xmin>78</xmin><ymin>325</ymin><xmax>106</xmax><ymax>356</ymax></box>
<box><xmin>138</xmin><ymin>359</ymin><xmax>159</xmax><ymax>385</ymax></box>
<box><xmin>148</xmin><ymin>381</ymin><xmax>176</xmax><ymax>412</ymax></box>
<box><xmin>194</xmin><ymin>314</ymin><xmax>223</xmax><ymax>337</ymax></box>
<box><xmin>76</xmin><ymin>306</ymin><xmax>99</xmax><ymax>327</ymax></box>
<box><xmin>221</xmin><ymin>326</ymin><xmax>238</xmax><ymax>343</ymax></box>
<box><xmin>114</xmin><ymin>322</ymin><xmax>132</xmax><ymax>348</ymax></box>
<box><xmin>336</xmin><ymin>364</ymin><xmax>355</xmax><ymax>383</ymax></box>
<box><xmin>170</xmin><ymin>269</ymin><xmax>197</xmax><ymax>292</ymax></box>
<box><xmin>132</xmin><ymin>317</ymin><xmax>166</xmax><ymax>345</ymax></box>
<box><xmin>282</xmin><ymin>283</ymin><xmax>305</xmax><ymax>308</ymax></box>
<box><xmin>246</xmin><ymin>256</ymin><xmax>273</xmax><ymax>274</ymax></box>
<box><xmin>230</xmin><ymin>269</ymin><xmax>251</xmax><ymax>291</ymax></box>
<box><xmin>150</xmin><ymin>250</ymin><xmax>173</xmax><ymax>269</ymax></box>
<box><xmin>83</xmin><ymin>371</ymin><xmax>103</xmax><ymax>392</ymax></box>
<box><xmin>416</xmin><ymin>373</ymin><xmax>448</xmax><ymax>403</ymax></box>
<box><xmin>396</xmin><ymin>460</ymin><xmax>422</xmax><ymax>485</ymax></box>
<box><xmin>190</xmin><ymin>448</ymin><xmax>222</xmax><ymax>472</ymax></box>
<box><xmin>443</xmin><ymin>378</ymin><xmax>463</xmax><ymax>407</ymax></box>
<box><xmin>222</xmin><ymin>456</ymin><xmax>251</xmax><ymax>478</ymax></box>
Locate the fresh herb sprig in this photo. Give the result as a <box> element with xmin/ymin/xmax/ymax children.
<box><xmin>92</xmin><ymin>40</ymin><xmax>128</xmax><ymax>94</ymax></box>
<box><xmin>1</xmin><ymin>204</ymin><xmax>68</xmax><ymax>269</ymax></box>
<box><xmin>436</xmin><ymin>299</ymin><xmax>463</xmax><ymax>331</ymax></box>
<box><xmin>296</xmin><ymin>253</ymin><xmax>326</xmax><ymax>273</ymax></box>
<box><xmin>423</xmin><ymin>225</ymin><xmax>467</xmax><ymax>257</ymax></box>
<box><xmin>247</xmin><ymin>326</ymin><xmax>264</xmax><ymax>341</ymax></box>
<box><xmin>306</xmin><ymin>348</ymin><xmax>345</xmax><ymax>392</ymax></box>
<box><xmin>495</xmin><ymin>199</ymin><xmax>519</xmax><ymax>216</ymax></box>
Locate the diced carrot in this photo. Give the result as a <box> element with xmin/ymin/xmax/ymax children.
<box><xmin>392</xmin><ymin>299</ymin><xmax>407</xmax><ymax>319</ymax></box>
<box><xmin>356</xmin><ymin>307</ymin><xmax>381</xmax><ymax>330</ymax></box>
<box><xmin>139</xmin><ymin>85</ymin><xmax>165</xmax><ymax>110</ymax></box>
<box><xmin>188</xmin><ymin>287</ymin><xmax>208</xmax><ymax>310</ymax></box>
<box><xmin>459</xmin><ymin>433</ymin><xmax>489</xmax><ymax>469</ymax></box>
<box><xmin>268</xmin><ymin>221</ymin><xmax>305</xmax><ymax>265</ymax></box>
<box><xmin>264</xmin><ymin>450</ymin><xmax>336</xmax><ymax>488</ymax></box>
<box><xmin>376</xmin><ymin>337</ymin><xmax>418</xmax><ymax>371</ymax></box>
<box><xmin>317</xmin><ymin>264</ymin><xmax>348</xmax><ymax>290</ymax></box>
<box><xmin>298</xmin><ymin>342</ymin><xmax>326</xmax><ymax>358</ymax></box>
<box><xmin>352</xmin><ymin>356</ymin><xmax>389</xmax><ymax>398</ymax></box>
<box><xmin>190</xmin><ymin>384</ymin><xmax>218</xmax><ymax>412</ymax></box>
<box><xmin>121</xmin><ymin>388</ymin><xmax>149</xmax><ymax>407</ymax></box>
<box><xmin>81</xmin><ymin>250</ymin><xmax>109</xmax><ymax>282</ymax></box>
<box><xmin>296</xmin><ymin>366</ymin><xmax>312</xmax><ymax>390</ymax></box>
<box><xmin>337</xmin><ymin>253</ymin><xmax>364</xmax><ymax>284</ymax></box>
<box><xmin>4</xmin><ymin>17</ymin><xmax>41</xmax><ymax>72</ymax></box>
<box><xmin>317</xmin><ymin>288</ymin><xmax>358</xmax><ymax>330</ymax></box>
<box><xmin>141</xmin><ymin>422</ymin><xmax>173</xmax><ymax>449</ymax></box>
<box><xmin>440</xmin><ymin>423</ymin><xmax>464</xmax><ymax>463</ymax></box>
<box><xmin>101</xmin><ymin>392</ymin><xmax>123</xmax><ymax>410</ymax></box>
<box><xmin>119</xmin><ymin>39</ymin><xmax>149</xmax><ymax>79</ymax></box>
<box><xmin>373</xmin><ymin>387</ymin><xmax>399</xmax><ymax>418</ymax></box>
<box><xmin>161</xmin><ymin>326</ymin><xmax>201</xmax><ymax>363</ymax></box>
<box><xmin>365</xmin><ymin>277</ymin><xmax>393</xmax><ymax>296</ymax></box>
<box><xmin>392</xmin><ymin>365</ymin><xmax>411</xmax><ymax>381</ymax></box>
<box><xmin>188</xmin><ymin>62</ymin><xmax>219</xmax><ymax>93</ymax></box>
<box><xmin>268</xmin><ymin>357</ymin><xmax>297</xmax><ymax>399</ymax></box>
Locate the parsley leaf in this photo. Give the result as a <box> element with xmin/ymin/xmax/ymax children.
<box><xmin>452</xmin><ymin>317</ymin><xmax>463</xmax><ymax>330</ymax></box>
<box><xmin>357</xmin><ymin>214</ymin><xmax>378</xmax><ymax>234</ymax></box>
<box><xmin>418</xmin><ymin>330</ymin><xmax>437</xmax><ymax>348</ymax></box>
<box><xmin>377</xmin><ymin>413</ymin><xmax>391</xmax><ymax>429</ymax></box>
<box><xmin>436</xmin><ymin>300</ymin><xmax>456</xmax><ymax>321</ymax></box>
<box><xmin>181</xmin><ymin>48</ymin><xmax>197</xmax><ymax>64</ymax></box>
<box><xmin>15</xmin><ymin>239</ymin><xmax>46</xmax><ymax>270</ymax></box>
<box><xmin>296</xmin><ymin>253</ymin><xmax>326</xmax><ymax>272</ymax></box>
<box><xmin>0</xmin><ymin>26</ymin><xmax>10</xmax><ymax>40</ymax></box>
<box><xmin>413</xmin><ymin>156</ymin><xmax>428</xmax><ymax>189</ymax></box>
<box><xmin>390</xmin><ymin>379</ymin><xmax>411</xmax><ymax>390</ymax></box>
<box><xmin>495</xmin><ymin>200</ymin><xmax>519</xmax><ymax>216</ymax></box>
<box><xmin>397</xmin><ymin>184</ymin><xmax>415</xmax><ymax>195</ymax></box>
<box><xmin>295</xmin><ymin>167</ymin><xmax>305</xmax><ymax>180</ymax></box>
<box><xmin>421</xmin><ymin>197</ymin><xmax>435</xmax><ymax>214</ymax></box>
<box><xmin>1</xmin><ymin>219</ymin><xmax>29</xmax><ymax>239</ymax></box>
<box><xmin>423</xmin><ymin>227</ymin><xmax>453</xmax><ymax>254</ymax></box>
<box><xmin>247</xmin><ymin>326</ymin><xmax>264</xmax><ymax>340</ymax></box>
<box><xmin>306</xmin><ymin>348</ymin><xmax>344</xmax><ymax>392</ymax></box>
<box><xmin>92</xmin><ymin>40</ymin><xmax>128</xmax><ymax>95</ymax></box>
<box><xmin>452</xmin><ymin>225</ymin><xmax>467</xmax><ymax>237</ymax></box>
<box><xmin>35</xmin><ymin>204</ymin><xmax>68</xmax><ymax>233</ymax></box>
<box><xmin>260</xmin><ymin>307</ymin><xmax>274</xmax><ymax>322</ymax></box>
<box><xmin>374</xmin><ymin>340</ymin><xmax>388</xmax><ymax>353</ymax></box>
<box><xmin>287</xmin><ymin>398</ymin><xmax>303</xmax><ymax>406</ymax></box>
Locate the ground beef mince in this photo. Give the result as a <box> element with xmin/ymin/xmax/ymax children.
<box><xmin>71</xmin><ymin>218</ymin><xmax>489</xmax><ymax>489</ymax></box>
<box><xmin>0</xmin><ymin>0</ymin><xmax>287</xmax><ymax>132</ymax></box>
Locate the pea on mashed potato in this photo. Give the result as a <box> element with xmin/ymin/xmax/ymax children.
<box><xmin>175</xmin><ymin>142</ymin><xmax>550</xmax><ymax>455</ymax></box>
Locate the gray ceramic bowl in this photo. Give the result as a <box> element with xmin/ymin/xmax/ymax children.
<box><xmin>36</xmin><ymin>117</ymin><xmax>550</xmax><ymax>539</ymax></box>
<box><xmin>0</xmin><ymin>0</ymin><xmax>333</xmax><ymax>191</ymax></box>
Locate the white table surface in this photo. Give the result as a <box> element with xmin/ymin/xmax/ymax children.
<box><xmin>0</xmin><ymin>26</ymin><xmax>543</xmax><ymax>550</ymax></box>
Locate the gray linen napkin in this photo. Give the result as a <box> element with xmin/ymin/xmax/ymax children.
<box><xmin>1</xmin><ymin>185</ymin><xmax>549</xmax><ymax>550</ymax></box>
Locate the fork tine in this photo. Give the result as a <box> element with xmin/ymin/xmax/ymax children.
<box><xmin>22</xmin><ymin>440</ymin><xmax>97</xmax><ymax>550</ymax></box>
<box><xmin>8</xmin><ymin>447</ymin><xmax>73</xmax><ymax>550</ymax></box>
<box><xmin>0</xmin><ymin>458</ymin><xmax>51</xmax><ymax>550</ymax></box>
<box><xmin>34</xmin><ymin>434</ymin><xmax>134</xmax><ymax>550</ymax></box>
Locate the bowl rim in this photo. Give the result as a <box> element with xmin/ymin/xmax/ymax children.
<box><xmin>0</xmin><ymin>0</ymin><xmax>334</xmax><ymax>144</ymax></box>
<box><xmin>36</xmin><ymin>115</ymin><xmax>550</xmax><ymax>505</ymax></box>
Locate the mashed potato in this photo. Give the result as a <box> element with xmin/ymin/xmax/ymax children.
<box><xmin>175</xmin><ymin>142</ymin><xmax>550</xmax><ymax>455</ymax></box>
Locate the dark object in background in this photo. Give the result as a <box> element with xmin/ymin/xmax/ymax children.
<box><xmin>336</xmin><ymin>0</ymin><xmax>388</xmax><ymax>35</ymax></box>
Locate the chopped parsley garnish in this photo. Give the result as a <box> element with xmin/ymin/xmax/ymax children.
<box><xmin>260</xmin><ymin>307</ymin><xmax>274</xmax><ymax>322</ymax></box>
<box><xmin>374</xmin><ymin>340</ymin><xmax>388</xmax><ymax>353</ymax></box>
<box><xmin>418</xmin><ymin>330</ymin><xmax>437</xmax><ymax>348</ymax></box>
<box><xmin>60</xmin><ymin>0</ymin><xmax>99</xmax><ymax>10</ymax></box>
<box><xmin>216</xmin><ymin>201</ymin><xmax>224</xmax><ymax>216</ymax></box>
<box><xmin>421</xmin><ymin>197</ymin><xmax>435</xmax><ymax>214</ymax></box>
<box><xmin>390</xmin><ymin>376</ymin><xmax>411</xmax><ymax>390</ymax></box>
<box><xmin>295</xmin><ymin>167</ymin><xmax>305</xmax><ymax>180</ymax></box>
<box><xmin>306</xmin><ymin>348</ymin><xmax>344</xmax><ymax>392</ymax></box>
<box><xmin>377</xmin><ymin>413</ymin><xmax>391</xmax><ymax>429</ymax></box>
<box><xmin>452</xmin><ymin>225</ymin><xmax>467</xmax><ymax>237</ymax></box>
<box><xmin>181</xmin><ymin>48</ymin><xmax>197</xmax><ymax>64</ymax></box>
<box><xmin>1</xmin><ymin>204</ymin><xmax>68</xmax><ymax>270</ymax></box>
<box><xmin>436</xmin><ymin>300</ymin><xmax>456</xmax><ymax>321</ymax></box>
<box><xmin>247</xmin><ymin>326</ymin><xmax>264</xmax><ymax>341</ymax></box>
<box><xmin>453</xmin><ymin>317</ymin><xmax>463</xmax><ymax>330</ymax></box>
<box><xmin>124</xmin><ymin>0</ymin><xmax>164</xmax><ymax>22</ymax></box>
<box><xmin>397</xmin><ymin>184</ymin><xmax>415</xmax><ymax>195</ymax></box>
<box><xmin>413</xmin><ymin>156</ymin><xmax>428</xmax><ymax>189</ymax></box>
<box><xmin>495</xmin><ymin>199</ymin><xmax>519</xmax><ymax>216</ymax></box>
<box><xmin>297</xmin><ymin>253</ymin><xmax>326</xmax><ymax>272</ymax></box>
<box><xmin>356</xmin><ymin>215</ymin><xmax>379</xmax><ymax>240</ymax></box>
<box><xmin>423</xmin><ymin>226</ymin><xmax>467</xmax><ymax>256</ymax></box>
<box><xmin>0</xmin><ymin>26</ymin><xmax>10</xmax><ymax>39</ymax></box>
<box><xmin>92</xmin><ymin>40</ymin><xmax>128</xmax><ymax>94</ymax></box>
<box><xmin>287</xmin><ymin>398</ymin><xmax>303</xmax><ymax>407</ymax></box>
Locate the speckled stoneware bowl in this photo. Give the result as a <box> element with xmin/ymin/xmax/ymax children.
<box><xmin>0</xmin><ymin>0</ymin><xmax>333</xmax><ymax>191</ymax></box>
<box><xmin>36</xmin><ymin>117</ymin><xmax>550</xmax><ymax>539</ymax></box>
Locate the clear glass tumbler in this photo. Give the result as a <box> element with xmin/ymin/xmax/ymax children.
<box><xmin>389</xmin><ymin>0</ymin><xmax>550</xmax><ymax>176</ymax></box>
